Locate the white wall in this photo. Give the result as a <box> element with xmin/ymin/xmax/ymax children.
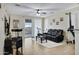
<box><xmin>74</xmin><ymin>12</ymin><xmax>79</xmax><ymax>55</ymax></box>
<box><xmin>44</xmin><ymin>13</ymin><xmax>69</xmax><ymax>31</ymax></box>
<box><xmin>0</xmin><ymin>11</ymin><xmax>5</xmax><ymax>55</ymax></box>
<box><xmin>34</xmin><ymin>18</ymin><xmax>42</xmax><ymax>37</ymax></box>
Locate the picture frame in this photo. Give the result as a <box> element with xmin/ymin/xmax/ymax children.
<box><xmin>13</xmin><ymin>19</ymin><xmax>19</xmax><ymax>28</ymax></box>
<box><xmin>52</xmin><ymin>19</ymin><xmax>55</xmax><ymax>22</ymax></box>
<box><xmin>56</xmin><ymin>22</ymin><xmax>59</xmax><ymax>25</ymax></box>
<box><xmin>60</xmin><ymin>17</ymin><xmax>63</xmax><ymax>21</ymax></box>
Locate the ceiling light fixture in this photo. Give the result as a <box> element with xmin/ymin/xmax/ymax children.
<box><xmin>36</xmin><ymin>13</ymin><xmax>40</xmax><ymax>16</ymax></box>
<box><xmin>36</xmin><ymin>9</ymin><xmax>40</xmax><ymax>16</ymax></box>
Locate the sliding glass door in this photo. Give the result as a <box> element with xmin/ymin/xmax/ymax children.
<box><xmin>25</xmin><ymin>19</ymin><xmax>32</xmax><ymax>38</ymax></box>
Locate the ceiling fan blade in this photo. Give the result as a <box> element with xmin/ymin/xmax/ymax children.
<box><xmin>40</xmin><ymin>8</ymin><xmax>59</xmax><ymax>11</ymax></box>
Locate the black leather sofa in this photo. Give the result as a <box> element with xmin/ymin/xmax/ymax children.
<box><xmin>45</xmin><ymin>29</ymin><xmax>64</xmax><ymax>43</ymax></box>
<box><xmin>36</xmin><ymin>29</ymin><xmax>64</xmax><ymax>43</ymax></box>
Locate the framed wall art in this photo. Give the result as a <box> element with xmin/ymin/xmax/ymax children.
<box><xmin>60</xmin><ymin>17</ymin><xmax>63</xmax><ymax>21</ymax></box>
<box><xmin>52</xmin><ymin>19</ymin><xmax>55</xmax><ymax>22</ymax></box>
<box><xmin>56</xmin><ymin>22</ymin><xmax>59</xmax><ymax>25</ymax></box>
<box><xmin>13</xmin><ymin>19</ymin><xmax>19</xmax><ymax>28</ymax></box>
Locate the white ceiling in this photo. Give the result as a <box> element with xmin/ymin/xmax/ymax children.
<box><xmin>5</xmin><ymin>3</ymin><xmax>79</xmax><ymax>17</ymax></box>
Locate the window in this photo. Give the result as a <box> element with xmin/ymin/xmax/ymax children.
<box><xmin>25</xmin><ymin>19</ymin><xmax>32</xmax><ymax>27</ymax></box>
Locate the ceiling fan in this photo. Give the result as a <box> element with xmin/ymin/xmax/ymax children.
<box><xmin>35</xmin><ymin>9</ymin><xmax>47</xmax><ymax>16</ymax></box>
<box><xmin>15</xmin><ymin>4</ymin><xmax>54</xmax><ymax>16</ymax></box>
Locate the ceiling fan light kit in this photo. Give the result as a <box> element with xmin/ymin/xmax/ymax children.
<box><xmin>36</xmin><ymin>13</ymin><xmax>40</xmax><ymax>16</ymax></box>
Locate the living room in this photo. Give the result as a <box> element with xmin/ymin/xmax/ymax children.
<box><xmin>0</xmin><ymin>3</ymin><xmax>79</xmax><ymax>55</ymax></box>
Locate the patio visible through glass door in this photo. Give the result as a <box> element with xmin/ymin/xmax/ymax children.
<box><xmin>25</xmin><ymin>19</ymin><xmax>32</xmax><ymax>38</ymax></box>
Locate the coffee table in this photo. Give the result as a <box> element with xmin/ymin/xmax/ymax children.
<box><xmin>36</xmin><ymin>35</ymin><xmax>47</xmax><ymax>43</ymax></box>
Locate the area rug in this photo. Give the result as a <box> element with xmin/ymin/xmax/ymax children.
<box><xmin>35</xmin><ymin>39</ymin><xmax>64</xmax><ymax>48</ymax></box>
